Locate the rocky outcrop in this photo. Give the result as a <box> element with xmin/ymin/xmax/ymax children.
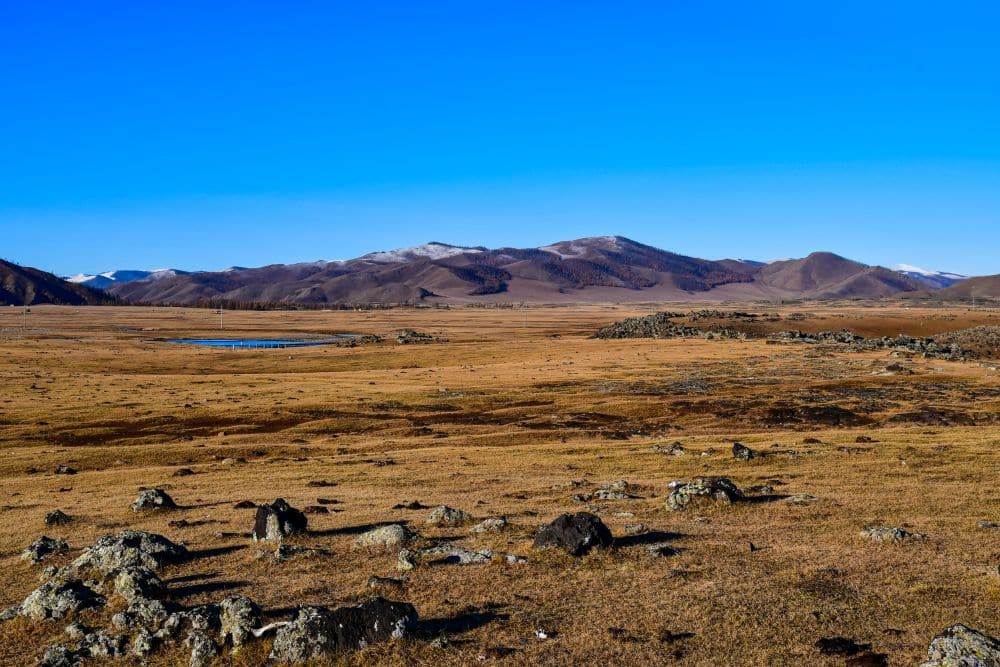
<box><xmin>130</xmin><ymin>489</ymin><xmax>177</xmax><ymax>512</ymax></box>
<box><xmin>861</xmin><ymin>526</ymin><xmax>926</xmax><ymax>543</ymax></box>
<box><xmin>269</xmin><ymin>598</ymin><xmax>417</xmax><ymax>662</ymax></box>
<box><xmin>666</xmin><ymin>477</ymin><xmax>743</xmax><ymax>511</ymax></box>
<box><xmin>19</xmin><ymin>578</ymin><xmax>105</xmax><ymax>620</ymax></box>
<box><xmin>532</xmin><ymin>512</ymin><xmax>613</xmax><ymax>556</ymax></box>
<box><xmin>424</xmin><ymin>506</ymin><xmax>471</xmax><ymax>527</ymax></box>
<box><xmin>354</xmin><ymin>524</ymin><xmax>417</xmax><ymax>551</ymax></box>
<box><xmin>21</xmin><ymin>536</ymin><xmax>69</xmax><ymax>563</ymax></box>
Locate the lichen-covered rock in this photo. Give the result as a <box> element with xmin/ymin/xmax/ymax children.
<box><xmin>38</xmin><ymin>645</ymin><xmax>84</xmax><ymax>667</ymax></box>
<box><xmin>269</xmin><ymin>598</ymin><xmax>418</xmax><ymax>662</ymax></box>
<box><xmin>354</xmin><ymin>524</ymin><xmax>417</xmax><ymax>551</ymax></box>
<box><xmin>665</xmin><ymin>477</ymin><xmax>743</xmax><ymax>511</ymax></box>
<box><xmin>45</xmin><ymin>510</ymin><xmax>72</xmax><ymax>526</ymax></box>
<box><xmin>862</xmin><ymin>526</ymin><xmax>926</xmax><ymax>543</ymax></box>
<box><xmin>185</xmin><ymin>604</ymin><xmax>222</xmax><ymax>632</ymax></box>
<box><xmin>652</xmin><ymin>442</ymin><xmax>686</xmax><ymax>456</ymax></box>
<box><xmin>425</xmin><ymin>505</ymin><xmax>471</xmax><ymax>527</ymax></box>
<box><xmin>420</xmin><ymin>545</ymin><xmax>493</xmax><ymax>564</ymax></box>
<box><xmin>113</xmin><ymin>566</ymin><xmax>163</xmax><ymax>603</ymax></box>
<box><xmin>20</xmin><ymin>578</ymin><xmax>105</xmax><ymax>620</ymax></box>
<box><xmin>532</xmin><ymin>512</ymin><xmax>613</xmax><ymax>556</ymax></box>
<box><xmin>77</xmin><ymin>630</ymin><xmax>127</xmax><ymax>659</ymax></box>
<box><xmin>470</xmin><ymin>517</ymin><xmax>508</xmax><ymax>534</ymax></box>
<box><xmin>920</xmin><ymin>624</ymin><xmax>1000</xmax><ymax>666</ymax></box>
<box><xmin>219</xmin><ymin>595</ymin><xmax>261</xmax><ymax>649</ymax></box>
<box><xmin>111</xmin><ymin>598</ymin><xmax>172</xmax><ymax>631</ymax></box>
<box><xmin>185</xmin><ymin>629</ymin><xmax>218</xmax><ymax>667</ymax></box>
<box><xmin>130</xmin><ymin>489</ymin><xmax>177</xmax><ymax>512</ymax></box>
<box><xmin>21</xmin><ymin>536</ymin><xmax>68</xmax><ymax>564</ymax></box>
<box><xmin>732</xmin><ymin>442</ymin><xmax>758</xmax><ymax>461</ymax></box>
<box><xmin>252</xmin><ymin>498</ymin><xmax>307</xmax><ymax>542</ymax></box>
<box><xmin>397</xmin><ymin>548</ymin><xmax>417</xmax><ymax>571</ymax></box>
<box><xmin>70</xmin><ymin>531</ymin><xmax>187</xmax><ymax>575</ymax></box>
<box><xmin>132</xmin><ymin>628</ymin><xmax>158</xmax><ymax>656</ymax></box>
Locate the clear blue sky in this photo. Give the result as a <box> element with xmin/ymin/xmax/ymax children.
<box><xmin>2</xmin><ymin>1</ymin><xmax>999</xmax><ymax>276</ymax></box>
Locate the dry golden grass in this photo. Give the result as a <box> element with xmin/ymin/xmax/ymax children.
<box><xmin>1</xmin><ymin>303</ymin><xmax>999</xmax><ymax>665</ymax></box>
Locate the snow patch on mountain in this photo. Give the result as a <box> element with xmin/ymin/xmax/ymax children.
<box><xmin>360</xmin><ymin>242</ymin><xmax>483</xmax><ymax>263</ymax></box>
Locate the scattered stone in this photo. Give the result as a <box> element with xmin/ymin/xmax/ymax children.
<box><xmin>112</xmin><ymin>598</ymin><xmax>171</xmax><ymax>632</ymax></box>
<box><xmin>815</xmin><ymin>637</ymin><xmax>872</xmax><ymax>656</ymax></box>
<box><xmin>64</xmin><ymin>622</ymin><xmax>89</xmax><ymax>640</ymax></box>
<box><xmin>623</xmin><ymin>524</ymin><xmax>648</xmax><ymax>536</ymax></box>
<box><xmin>505</xmin><ymin>554</ymin><xmax>528</xmax><ymax>565</ymax></box>
<box><xmin>651</xmin><ymin>442</ymin><xmax>686</xmax><ymax>456</ymax></box>
<box><xmin>665</xmin><ymin>477</ymin><xmax>743</xmax><ymax>511</ymax></box>
<box><xmin>421</xmin><ymin>545</ymin><xmax>493</xmax><ymax>565</ymax></box>
<box><xmin>532</xmin><ymin>512</ymin><xmax>613</xmax><ymax>556</ymax></box>
<box><xmin>784</xmin><ymin>494</ymin><xmax>818</xmax><ymax>505</ymax></box>
<box><xmin>172</xmin><ymin>468</ymin><xmax>195</xmax><ymax>477</ymax></box>
<box><xmin>920</xmin><ymin>624</ymin><xmax>1000</xmax><ymax>666</ymax></box>
<box><xmin>77</xmin><ymin>630</ymin><xmax>127</xmax><ymax>659</ymax></box>
<box><xmin>732</xmin><ymin>442</ymin><xmax>759</xmax><ymax>461</ymax></box>
<box><xmin>395</xmin><ymin>329</ymin><xmax>445</xmax><ymax>345</ymax></box>
<box><xmin>646</xmin><ymin>543</ymin><xmax>680</xmax><ymax>558</ymax></box>
<box><xmin>354</xmin><ymin>524</ymin><xmax>417</xmax><ymax>551</ymax></box>
<box><xmin>132</xmin><ymin>628</ymin><xmax>158</xmax><ymax>656</ymax></box>
<box><xmin>367</xmin><ymin>576</ymin><xmax>407</xmax><ymax>589</ymax></box>
<box><xmin>219</xmin><ymin>596</ymin><xmax>261</xmax><ymax>649</ymax></box>
<box><xmin>470</xmin><ymin>517</ymin><xmax>508</xmax><ymax>534</ymax></box>
<box><xmin>847</xmin><ymin>653</ymin><xmax>889</xmax><ymax>667</ymax></box>
<box><xmin>862</xmin><ymin>526</ymin><xmax>926</xmax><ymax>543</ymax></box>
<box><xmin>397</xmin><ymin>549</ymin><xmax>417</xmax><ymax>571</ymax></box>
<box><xmin>802</xmin><ymin>437</ymin><xmax>822</xmax><ymax>444</ymax></box>
<box><xmin>130</xmin><ymin>489</ymin><xmax>177</xmax><ymax>512</ymax></box>
<box><xmin>45</xmin><ymin>510</ymin><xmax>72</xmax><ymax>526</ymax></box>
<box><xmin>425</xmin><ymin>505</ymin><xmax>471</xmax><ymax>527</ymax></box>
<box><xmin>306</xmin><ymin>480</ymin><xmax>336</xmax><ymax>488</ymax></box>
<box><xmin>21</xmin><ymin>536</ymin><xmax>68</xmax><ymax>564</ymax></box>
<box><xmin>315</xmin><ymin>498</ymin><xmax>340</xmax><ymax>505</ymax></box>
<box><xmin>185</xmin><ymin>629</ymin><xmax>218</xmax><ymax>667</ymax></box>
<box><xmin>19</xmin><ymin>577</ymin><xmax>105</xmax><ymax>620</ymax></box>
<box><xmin>38</xmin><ymin>645</ymin><xmax>84</xmax><ymax>667</ymax></box>
<box><xmin>303</xmin><ymin>505</ymin><xmax>329</xmax><ymax>514</ymax></box>
<box><xmin>856</xmin><ymin>435</ymin><xmax>876</xmax><ymax>443</ymax></box>
<box><xmin>233</xmin><ymin>500</ymin><xmax>256</xmax><ymax>509</ymax></box>
<box><xmin>252</xmin><ymin>498</ymin><xmax>307</xmax><ymax>542</ymax></box>
<box><xmin>269</xmin><ymin>598</ymin><xmax>418</xmax><ymax>662</ymax></box>
<box><xmin>979</xmin><ymin>521</ymin><xmax>1000</xmax><ymax>529</ymax></box>
<box><xmin>54</xmin><ymin>465</ymin><xmax>77</xmax><ymax>475</ymax></box>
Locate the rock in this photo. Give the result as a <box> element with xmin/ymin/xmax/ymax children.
<box><xmin>652</xmin><ymin>442</ymin><xmax>686</xmax><ymax>456</ymax></box>
<box><xmin>470</xmin><ymin>517</ymin><xmax>508</xmax><ymax>534</ymax></box>
<box><xmin>784</xmin><ymin>494</ymin><xmax>818</xmax><ymax>504</ymax></box>
<box><xmin>113</xmin><ymin>566</ymin><xmax>163</xmax><ymax>603</ymax></box>
<box><xmin>624</xmin><ymin>524</ymin><xmax>648</xmax><ymax>536</ymax></box>
<box><xmin>646</xmin><ymin>543</ymin><xmax>680</xmax><ymax>557</ymax></box>
<box><xmin>132</xmin><ymin>628</ymin><xmax>158</xmax><ymax>656</ymax></box>
<box><xmin>816</xmin><ymin>637</ymin><xmax>872</xmax><ymax>656</ymax></box>
<box><xmin>303</xmin><ymin>505</ymin><xmax>329</xmax><ymax>514</ymax></box>
<box><xmin>425</xmin><ymin>505</ymin><xmax>471</xmax><ymax>527</ymax></box>
<box><xmin>45</xmin><ymin>510</ymin><xmax>72</xmax><ymax>526</ymax></box>
<box><xmin>269</xmin><ymin>598</ymin><xmax>418</xmax><ymax>662</ymax></box>
<box><xmin>862</xmin><ymin>526</ymin><xmax>926</xmax><ymax>543</ymax></box>
<box><xmin>173</xmin><ymin>468</ymin><xmax>195</xmax><ymax>477</ymax></box>
<box><xmin>77</xmin><ymin>630</ymin><xmax>126</xmax><ymax>659</ymax></box>
<box><xmin>185</xmin><ymin>629</ymin><xmax>218</xmax><ymax>667</ymax></box>
<box><xmin>64</xmin><ymin>622</ymin><xmax>89</xmax><ymax>640</ymax></box>
<box><xmin>505</xmin><ymin>554</ymin><xmax>528</xmax><ymax>565</ymax></box>
<box><xmin>420</xmin><ymin>545</ymin><xmax>493</xmax><ymax>565</ymax></box>
<box><xmin>920</xmin><ymin>624</ymin><xmax>1000</xmax><ymax>666</ymax></box>
<box><xmin>54</xmin><ymin>465</ymin><xmax>77</xmax><ymax>475</ymax></box>
<box><xmin>367</xmin><ymin>576</ymin><xmax>407</xmax><ymax>589</ymax></box>
<box><xmin>252</xmin><ymin>498</ymin><xmax>307</xmax><ymax>542</ymax></box>
<box><xmin>354</xmin><ymin>524</ymin><xmax>417</xmax><ymax>551</ymax></box>
<box><xmin>186</xmin><ymin>604</ymin><xmax>222</xmax><ymax>632</ymax></box>
<box><xmin>732</xmin><ymin>442</ymin><xmax>759</xmax><ymax>461</ymax></box>
<box><xmin>21</xmin><ymin>536</ymin><xmax>68</xmax><ymax>564</ymax></box>
<box><xmin>130</xmin><ymin>489</ymin><xmax>177</xmax><ymax>512</ymax></box>
<box><xmin>19</xmin><ymin>577</ymin><xmax>105</xmax><ymax>620</ymax></box>
<box><xmin>978</xmin><ymin>521</ymin><xmax>1000</xmax><ymax>530</ymax></box>
<box><xmin>665</xmin><ymin>477</ymin><xmax>743</xmax><ymax>511</ymax></box>
<box><xmin>0</xmin><ymin>606</ymin><xmax>19</xmax><ymax>621</ymax></box>
<box><xmin>532</xmin><ymin>512</ymin><xmax>613</xmax><ymax>556</ymax></box>
<box><xmin>233</xmin><ymin>500</ymin><xmax>256</xmax><ymax>509</ymax></box>
<box><xmin>112</xmin><ymin>598</ymin><xmax>171</xmax><ymax>631</ymax></box>
<box><xmin>70</xmin><ymin>530</ymin><xmax>187</xmax><ymax>575</ymax></box>
<box><xmin>38</xmin><ymin>645</ymin><xmax>84</xmax><ymax>667</ymax></box>
<box><xmin>397</xmin><ymin>548</ymin><xmax>417</xmax><ymax>571</ymax></box>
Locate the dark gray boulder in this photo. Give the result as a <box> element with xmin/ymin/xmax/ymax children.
<box><xmin>666</xmin><ymin>477</ymin><xmax>743</xmax><ymax>511</ymax></box>
<box><xmin>269</xmin><ymin>597</ymin><xmax>418</xmax><ymax>662</ymax></box>
<box><xmin>21</xmin><ymin>536</ymin><xmax>68</xmax><ymax>564</ymax></box>
<box><xmin>19</xmin><ymin>578</ymin><xmax>105</xmax><ymax>620</ymax></box>
<box><xmin>532</xmin><ymin>512</ymin><xmax>613</xmax><ymax>556</ymax></box>
<box><xmin>70</xmin><ymin>530</ymin><xmax>187</xmax><ymax>575</ymax></box>
<box><xmin>732</xmin><ymin>442</ymin><xmax>758</xmax><ymax>461</ymax></box>
<box><xmin>45</xmin><ymin>510</ymin><xmax>72</xmax><ymax>526</ymax></box>
<box><xmin>130</xmin><ymin>489</ymin><xmax>177</xmax><ymax>512</ymax></box>
<box><xmin>252</xmin><ymin>498</ymin><xmax>307</xmax><ymax>542</ymax></box>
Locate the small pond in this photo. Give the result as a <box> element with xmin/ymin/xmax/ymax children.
<box><xmin>164</xmin><ymin>337</ymin><xmax>348</xmax><ymax>349</ymax></box>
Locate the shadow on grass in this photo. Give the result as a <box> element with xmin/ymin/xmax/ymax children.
<box><xmin>170</xmin><ymin>579</ymin><xmax>250</xmax><ymax>598</ymax></box>
<box><xmin>309</xmin><ymin>520</ymin><xmax>408</xmax><ymax>537</ymax></box>
<box><xmin>614</xmin><ymin>530</ymin><xmax>684</xmax><ymax>548</ymax></box>
<box><xmin>185</xmin><ymin>545</ymin><xmax>247</xmax><ymax>560</ymax></box>
<box><xmin>417</xmin><ymin>604</ymin><xmax>509</xmax><ymax>637</ymax></box>
<box><xmin>743</xmin><ymin>494</ymin><xmax>790</xmax><ymax>504</ymax></box>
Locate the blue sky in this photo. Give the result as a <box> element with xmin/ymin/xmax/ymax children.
<box><xmin>2</xmin><ymin>1</ymin><xmax>998</xmax><ymax>276</ymax></box>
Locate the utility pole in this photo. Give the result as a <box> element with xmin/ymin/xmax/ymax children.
<box><xmin>219</xmin><ymin>307</ymin><xmax>224</xmax><ymax>331</ymax></box>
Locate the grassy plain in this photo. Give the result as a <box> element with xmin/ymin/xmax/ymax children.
<box><xmin>1</xmin><ymin>303</ymin><xmax>999</xmax><ymax>665</ymax></box>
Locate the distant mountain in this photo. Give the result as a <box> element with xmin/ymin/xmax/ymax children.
<box><xmin>103</xmin><ymin>237</ymin><xmax>942</xmax><ymax>305</ymax></box>
<box><xmin>936</xmin><ymin>274</ymin><xmax>1000</xmax><ymax>299</ymax></box>
<box><xmin>0</xmin><ymin>260</ymin><xmax>115</xmax><ymax>306</ymax></box>
<box><xmin>892</xmin><ymin>264</ymin><xmax>967</xmax><ymax>289</ymax></box>
<box><xmin>66</xmin><ymin>268</ymin><xmax>187</xmax><ymax>289</ymax></box>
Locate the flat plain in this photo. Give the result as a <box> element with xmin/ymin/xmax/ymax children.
<box><xmin>2</xmin><ymin>303</ymin><xmax>1000</xmax><ymax>665</ymax></box>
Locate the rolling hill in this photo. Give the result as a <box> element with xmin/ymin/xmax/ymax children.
<box><xmin>0</xmin><ymin>260</ymin><xmax>115</xmax><ymax>306</ymax></box>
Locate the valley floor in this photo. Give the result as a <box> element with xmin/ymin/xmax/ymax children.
<box><xmin>1</xmin><ymin>304</ymin><xmax>999</xmax><ymax>665</ymax></box>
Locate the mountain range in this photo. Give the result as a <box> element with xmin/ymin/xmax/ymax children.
<box><xmin>79</xmin><ymin>236</ymin><xmax>978</xmax><ymax>305</ymax></box>
<box><xmin>1</xmin><ymin>260</ymin><xmax>113</xmax><ymax>306</ymax></box>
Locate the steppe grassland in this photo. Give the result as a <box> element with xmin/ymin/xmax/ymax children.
<box><xmin>1</xmin><ymin>304</ymin><xmax>999</xmax><ymax>665</ymax></box>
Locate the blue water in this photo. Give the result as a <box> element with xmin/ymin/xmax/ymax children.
<box><xmin>165</xmin><ymin>338</ymin><xmax>341</xmax><ymax>349</ymax></box>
